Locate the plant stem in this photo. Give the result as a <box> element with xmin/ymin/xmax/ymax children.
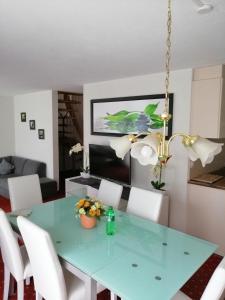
<box><xmin>159</xmin><ymin>165</ymin><xmax>162</xmax><ymax>185</ymax></box>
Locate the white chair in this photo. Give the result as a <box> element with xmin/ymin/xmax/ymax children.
<box><xmin>126</xmin><ymin>187</ymin><xmax>163</xmax><ymax>222</ymax></box>
<box><xmin>17</xmin><ymin>215</ymin><xmax>85</xmax><ymax>300</ymax></box>
<box><xmin>97</xmin><ymin>179</ymin><xmax>123</xmax><ymax>209</ymax></box>
<box><xmin>8</xmin><ymin>174</ymin><xmax>43</xmax><ymax>211</ymax></box>
<box><xmin>17</xmin><ymin>216</ymin><xmax>105</xmax><ymax>300</ymax></box>
<box><xmin>0</xmin><ymin>209</ymin><xmax>32</xmax><ymax>300</ymax></box>
<box><xmin>172</xmin><ymin>256</ymin><xmax>225</xmax><ymax>300</ymax></box>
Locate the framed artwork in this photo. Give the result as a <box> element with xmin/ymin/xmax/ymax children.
<box><xmin>29</xmin><ymin>120</ymin><xmax>36</xmax><ymax>130</ymax></box>
<box><xmin>91</xmin><ymin>94</ymin><xmax>173</xmax><ymax>137</ymax></box>
<box><xmin>20</xmin><ymin>112</ymin><xmax>26</xmax><ymax>122</ymax></box>
<box><xmin>38</xmin><ymin>129</ymin><xmax>45</xmax><ymax>139</ymax></box>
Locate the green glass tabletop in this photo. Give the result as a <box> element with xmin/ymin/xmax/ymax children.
<box><xmin>8</xmin><ymin>196</ymin><xmax>217</xmax><ymax>300</ymax></box>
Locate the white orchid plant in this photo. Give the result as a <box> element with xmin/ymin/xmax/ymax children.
<box><xmin>69</xmin><ymin>143</ymin><xmax>89</xmax><ymax>173</ymax></box>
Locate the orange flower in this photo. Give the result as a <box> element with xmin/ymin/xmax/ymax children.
<box><xmin>84</xmin><ymin>201</ymin><xmax>90</xmax><ymax>208</ymax></box>
<box><xmin>89</xmin><ymin>209</ymin><xmax>96</xmax><ymax>217</ymax></box>
<box><xmin>76</xmin><ymin>199</ymin><xmax>85</xmax><ymax>208</ymax></box>
<box><xmin>96</xmin><ymin>209</ymin><xmax>101</xmax><ymax>217</ymax></box>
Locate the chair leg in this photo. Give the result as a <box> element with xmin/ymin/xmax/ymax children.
<box><xmin>17</xmin><ymin>280</ymin><xmax>24</xmax><ymax>300</ymax></box>
<box><xmin>111</xmin><ymin>292</ymin><xmax>117</xmax><ymax>300</ymax></box>
<box><xmin>3</xmin><ymin>265</ymin><xmax>10</xmax><ymax>300</ymax></box>
<box><xmin>36</xmin><ymin>291</ymin><xmax>42</xmax><ymax>300</ymax></box>
<box><xmin>25</xmin><ymin>277</ymin><xmax>30</xmax><ymax>285</ymax></box>
<box><xmin>9</xmin><ymin>276</ymin><xmax>15</xmax><ymax>295</ymax></box>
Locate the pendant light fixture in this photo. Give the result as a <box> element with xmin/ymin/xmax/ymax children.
<box><xmin>110</xmin><ymin>0</ymin><xmax>223</xmax><ymax>168</ymax></box>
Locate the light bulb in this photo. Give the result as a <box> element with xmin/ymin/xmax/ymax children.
<box><xmin>141</xmin><ymin>146</ymin><xmax>153</xmax><ymax>157</ymax></box>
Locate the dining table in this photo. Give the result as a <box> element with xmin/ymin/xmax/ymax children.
<box><xmin>8</xmin><ymin>196</ymin><xmax>217</xmax><ymax>300</ymax></box>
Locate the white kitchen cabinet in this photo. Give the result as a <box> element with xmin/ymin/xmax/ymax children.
<box><xmin>187</xmin><ymin>183</ymin><xmax>225</xmax><ymax>255</ymax></box>
<box><xmin>191</xmin><ymin>65</ymin><xmax>225</xmax><ymax>138</ymax></box>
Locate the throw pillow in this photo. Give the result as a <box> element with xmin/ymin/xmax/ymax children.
<box><xmin>0</xmin><ymin>159</ymin><xmax>14</xmax><ymax>175</ymax></box>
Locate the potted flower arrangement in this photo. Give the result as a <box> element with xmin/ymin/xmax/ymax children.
<box><xmin>69</xmin><ymin>143</ymin><xmax>90</xmax><ymax>178</ymax></box>
<box><xmin>75</xmin><ymin>197</ymin><xmax>105</xmax><ymax>229</ymax></box>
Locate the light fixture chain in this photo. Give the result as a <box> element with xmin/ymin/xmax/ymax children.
<box><xmin>165</xmin><ymin>0</ymin><xmax>172</xmax><ymax>114</ymax></box>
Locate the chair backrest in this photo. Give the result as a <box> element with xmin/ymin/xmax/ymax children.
<box><xmin>8</xmin><ymin>174</ymin><xmax>42</xmax><ymax>211</ymax></box>
<box><xmin>127</xmin><ymin>187</ymin><xmax>163</xmax><ymax>222</ymax></box>
<box><xmin>97</xmin><ymin>179</ymin><xmax>123</xmax><ymax>209</ymax></box>
<box><xmin>201</xmin><ymin>256</ymin><xmax>225</xmax><ymax>300</ymax></box>
<box><xmin>17</xmin><ymin>216</ymin><xmax>67</xmax><ymax>300</ymax></box>
<box><xmin>0</xmin><ymin>209</ymin><xmax>24</xmax><ymax>280</ymax></box>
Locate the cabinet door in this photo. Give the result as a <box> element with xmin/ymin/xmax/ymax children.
<box><xmin>187</xmin><ymin>184</ymin><xmax>225</xmax><ymax>255</ymax></box>
<box><xmin>191</xmin><ymin>78</ymin><xmax>222</xmax><ymax>138</ymax></box>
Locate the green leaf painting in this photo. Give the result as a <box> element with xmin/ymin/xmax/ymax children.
<box><xmin>102</xmin><ymin>102</ymin><xmax>164</xmax><ymax>133</ymax></box>
<box><xmin>144</xmin><ymin>103</ymin><xmax>158</xmax><ymax>117</ymax></box>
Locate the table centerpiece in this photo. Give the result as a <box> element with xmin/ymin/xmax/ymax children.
<box><xmin>75</xmin><ymin>197</ymin><xmax>105</xmax><ymax>229</ymax></box>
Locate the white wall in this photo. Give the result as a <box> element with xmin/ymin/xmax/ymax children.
<box><xmin>84</xmin><ymin>69</ymin><xmax>193</xmax><ymax>231</ymax></box>
<box><xmin>14</xmin><ymin>90</ymin><xmax>59</xmax><ymax>183</ymax></box>
<box><xmin>0</xmin><ymin>95</ymin><xmax>15</xmax><ymax>156</ymax></box>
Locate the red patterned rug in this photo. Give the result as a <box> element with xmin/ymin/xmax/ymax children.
<box><xmin>0</xmin><ymin>195</ymin><xmax>222</xmax><ymax>299</ymax></box>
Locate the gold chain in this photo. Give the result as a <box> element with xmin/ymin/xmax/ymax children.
<box><xmin>164</xmin><ymin>0</ymin><xmax>172</xmax><ymax>114</ymax></box>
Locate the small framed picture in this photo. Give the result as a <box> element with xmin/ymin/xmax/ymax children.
<box><xmin>20</xmin><ymin>112</ymin><xmax>26</xmax><ymax>122</ymax></box>
<box><xmin>38</xmin><ymin>129</ymin><xmax>45</xmax><ymax>139</ymax></box>
<box><xmin>29</xmin><ymin>120</ymin><xmax>36</xmax><ymax>130</ymax></box>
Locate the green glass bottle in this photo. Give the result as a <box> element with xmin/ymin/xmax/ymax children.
<box><xmin>106</xmin><ymin>206</ymin><xmax>115</xmax><ymax>235</ymax></box>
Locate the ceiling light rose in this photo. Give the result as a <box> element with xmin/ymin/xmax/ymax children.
<box><xmin>109</xmin><ymin>0</ymin><xmax>223</xmax><ymax>168</ymax></box>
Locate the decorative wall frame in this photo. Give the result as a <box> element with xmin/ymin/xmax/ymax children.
<box><xmin>29</xmin><ymin>120</ymin><xmax>36</xmax><ymax>130</ymax></box>
<box><xmin>91</xmin><ymin>94</ymin><xmax>173</xmax><ymax>137</ymax></box>
<box><xmin>20</xmin><ymin>112</ymin><xmax>26</xmax><ymax>122</ymax></box>
<box><xmin>38</xmin><ymin>129</ymin><xmax>45</xmax><ymax>139</ymax></box>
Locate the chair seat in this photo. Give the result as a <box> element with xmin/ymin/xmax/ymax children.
<box><xmin>20</xmin><ymin>245</ymin><xmax>32</xmax><ymax>279</ymax></box>
<box><xmin>172</xmin><ymin>291</ymin><xmax>192</xmax><ymax>300</ymax></box>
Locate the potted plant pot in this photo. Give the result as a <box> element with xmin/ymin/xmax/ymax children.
<box><xmin>80</xmin><ymin>214</ymin><xmax>96</xmax><ymax>229</ymax></box>
<box><xmin>80</xmin><ymin>172</ymin><xmax>90</xmax><ymax>179</ymax></box>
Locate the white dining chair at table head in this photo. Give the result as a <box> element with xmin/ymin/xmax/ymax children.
<box><xmin>126</xmin><ymin>186</ymin><xmax>164</xmax><ymax>223</ymax></box>
<box><xmin>8</xmin><ymin>174</ymin><xmax>43</xmax><ymax>211</ymax></box>
<box><xmin>97</xmin><ymin>179</ymin><xmax>123</xmax><ymax>209</ymax></box>
<box><xmin>172</xmin><ymin>256</ymin><xmax>225</xmax><ymax>300</ymax></box>
<box><xmin>17</xmin><ymin>216</ymin><xmax>106</xmax><ymax>300</ymax></box>
<box><xmin>0</xmin><ymin>209</ymin><xmax>32</xmax><ymax>300</ymax></box>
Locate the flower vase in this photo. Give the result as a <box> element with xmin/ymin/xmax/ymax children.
<box><xmin>80</xmin><ymin>172</ymin><xmax>90</xmax><ymax>179</ymax></box>
<box><xmin>80</xmin><ymin>214</ymin><xmax>96</xmax><ymax>229</ymax></box>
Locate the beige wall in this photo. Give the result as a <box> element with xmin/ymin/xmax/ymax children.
<box><xmin>84</xmin><ymin>69</ymin><xmax>193</xmax><ymax>232</ymax></box>
<box><xmin>0</xmin><ymin>95</ymin><xmax>15</xmax><ymax>157</ymax></box>
<box><xmin>14</xmin><ymin>90</ymin><xmax>59</xmax><ymax>183</ymax></box>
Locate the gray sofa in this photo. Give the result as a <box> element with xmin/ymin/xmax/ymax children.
<box><xmin>0</xmin><ymin>156</ymin><xmax>57</xmax><ymax>199</ymax></box>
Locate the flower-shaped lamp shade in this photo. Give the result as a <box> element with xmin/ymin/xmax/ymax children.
<box><xmin>131</xmin><ymin>135</ymin><xmax>160</xmax><ymax>166</ymax></box>
<box><xmin>184</xmin><ymin>137</ymin><xmax>223</xmax><ymax>167</ymax></box>
<box><xmin>110</xmin><ymin>136</ymin><xmax>132</xmax><ymax>159</ymax></box>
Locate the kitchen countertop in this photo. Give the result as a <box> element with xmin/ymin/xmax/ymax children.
<box><xmin>189</xmin><ymin>177</ymin><xmax>225</xmax><ymax>190</ymax></box>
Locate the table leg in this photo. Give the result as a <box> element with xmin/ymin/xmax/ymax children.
<box><xmin>85</xmin><ymin>276</ymin><xmax>97</xmax><ymax>300</ymax></box>
<box><xmin>61</xmin><ymin>259</ymin><xmax>97</xmax><ymax>300</ymax></box>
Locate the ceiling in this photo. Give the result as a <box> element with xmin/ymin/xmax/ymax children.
<box><xmin>0</xmin><ymin>0</ymin><xmax>225</xmax><ymax>96</ymax></box>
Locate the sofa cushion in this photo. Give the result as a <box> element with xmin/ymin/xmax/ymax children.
<box><xmin>11</xmin><ymin>156</ymin><xmax>27</xmax><ymax>175</ymax></box>
<box><xmin>0</xmin><ymin>156</ymin><xmax>12</xmax><ymax>164</ymax></box>
<box><xmin>22</xmin><ymin>159</ymin><xmax>45</xmax><ymax>177</ymax></box>
<box><xmin>0</xmin><ymin>159</ymin><xmax>14</xmax><ymax>175</ymax></box>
